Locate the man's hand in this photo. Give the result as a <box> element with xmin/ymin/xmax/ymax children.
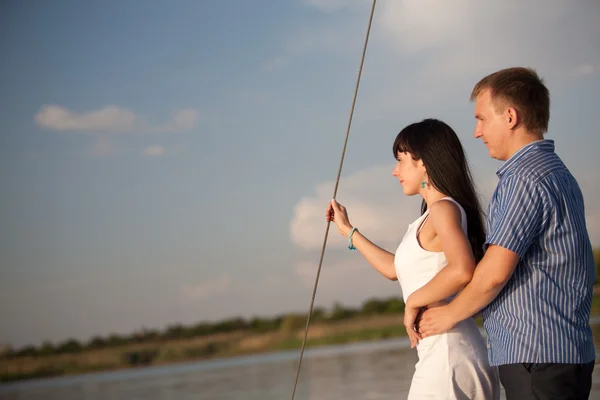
<box><xmin>416</xmin><ymin>245</ymin><xmax>519</xmax><ymax>338</ymax></box>
<box><xmin>417</xmin><ymin>305</ymin><xmax>457</xmax><ymax>338</ymax></box>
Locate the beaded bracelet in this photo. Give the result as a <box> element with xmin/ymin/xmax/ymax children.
<box><xmin>348</xmin><ymin>227</ymin><xmax>358</xmax><ymax>251</ymax></box>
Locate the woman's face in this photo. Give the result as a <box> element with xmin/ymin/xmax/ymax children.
<box><xmin>392</xmin><ymin>152</ymin><xmax>426</xmax><ymax>196</ymax></box>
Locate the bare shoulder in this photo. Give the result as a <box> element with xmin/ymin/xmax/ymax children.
<box><xmin>428</xmin><ymin>199</ymin><xmax>462</xmax><ymax>228</ymax></box>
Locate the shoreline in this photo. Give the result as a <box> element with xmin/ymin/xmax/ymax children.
<box><xmin>4</xmin><ymin>311</ymin><xmax>600</xmax><ymax>385</ymax></box>
<box><xmin>0</xmin><ymin>313</ymin><xmax>409</xmax><ymax>384</ymax></box>
<box><xmin>3</xmin><ymin>285</ymin><xmax>600</xmax><ymax>385</ymax></box>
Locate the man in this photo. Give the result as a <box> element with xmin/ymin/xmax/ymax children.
<box><xmin>418</xmin><ymin>67</ymin><xmax>596</xmax><ymax>399</ymax></box>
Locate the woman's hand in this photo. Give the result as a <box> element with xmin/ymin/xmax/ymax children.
<box><xmin>403</xmin><ymin>305</ymin><xmax>423</xmax><ymax>348</ymax></box>
<box><xmin>326</xmin><ymin>200</ymin><xmax>353</xmax><ymax>237</ymax></box>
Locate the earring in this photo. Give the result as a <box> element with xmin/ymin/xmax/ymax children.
<box><xmin>421</xmin><ymin>181</ymin><xmax>426</xmax><ymax>188</ymax></box>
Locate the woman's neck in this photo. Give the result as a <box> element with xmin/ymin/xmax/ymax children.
<box><xmin>421</xmin><ymin>187</ymin><xmax>447</xmax><ymax>209</ymax></box>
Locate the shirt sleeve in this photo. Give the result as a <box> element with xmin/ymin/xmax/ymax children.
<box><xmin>486</xmin><ymin>175</ymin><xmax>545</xmax><ymax>258</ymax></box>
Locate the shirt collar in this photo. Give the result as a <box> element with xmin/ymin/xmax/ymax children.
<box><xmin>497</xmin><ymin>139</ymin><xmax>555</xmax><ymax>178</ymax></box>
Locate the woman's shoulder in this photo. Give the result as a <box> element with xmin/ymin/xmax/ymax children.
<box><xmin>428</xmin><ymin>198</ymin><xmax>464</xmax><ymax>226</ymax></box>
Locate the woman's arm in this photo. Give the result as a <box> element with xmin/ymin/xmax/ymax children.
<box><xmin>327</xmin><ymin>200</ymin><xmax>397</xmax><ymax>281</ymax></box>
<box><xmin>406</xmin><ymin>200</ymin><xmax>476</xmax><ymax>309</ymax></box>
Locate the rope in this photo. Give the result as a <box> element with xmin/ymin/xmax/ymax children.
<box><xmin>290</xmin><ymin>1</ymin><xmax>377</xmax><ymax>398</ymax></box>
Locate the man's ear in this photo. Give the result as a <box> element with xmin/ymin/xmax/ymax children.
<box><xmin>506</xmin><ymin>107</ymin><xmax>518</xmax><ymax>130</ymax></box>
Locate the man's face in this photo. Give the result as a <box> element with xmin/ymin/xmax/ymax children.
<box><xmin>473</xmin><ymin>90</ymin><xmax>510</xmax><ymax>161</ymax></box>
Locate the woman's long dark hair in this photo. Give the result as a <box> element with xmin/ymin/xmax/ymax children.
<box><xmin>392</xmin><ymin>118</ymin><xmax>486</xmax><ymax>262</ymax></box>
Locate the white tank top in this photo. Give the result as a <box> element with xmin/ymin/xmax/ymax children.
<box><xmin>394</xmin><ymin>197</ymin><xmax>467</xmax><ymax>302</ymax></box>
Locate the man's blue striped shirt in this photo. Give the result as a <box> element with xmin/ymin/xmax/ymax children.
<box><xmin>481</xmin><ymin>139</ymin><xmax>596</xmax><ymax>366</ymax></box>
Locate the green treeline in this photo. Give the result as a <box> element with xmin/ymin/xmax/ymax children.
<box><xmin>0</xmin><ymin>297</ymin><xmax>405</xmax><ymax>360</ymax></box>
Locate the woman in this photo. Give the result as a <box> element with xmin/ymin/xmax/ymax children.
<box><xmin>326</xmin><ymin>119</ymin><xmax>499</xmax><ymax>399</ymax></box>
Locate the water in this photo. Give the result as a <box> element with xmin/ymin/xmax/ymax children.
<box><xmin>2</xmin><ymin>329</ymin><xmax>600</xmax><ymax>399</ymax></box>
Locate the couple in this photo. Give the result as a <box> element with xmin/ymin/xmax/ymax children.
<box><xmin>326</xmin><ymin>67</ymin><xmax>596</xmax><ymax>399</ymax></box>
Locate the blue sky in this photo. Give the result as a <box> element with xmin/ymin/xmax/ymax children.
<box><xmin>1</xmin><ymin>0</ymin><xmax>599</xmax><ymax>348</ymax></box>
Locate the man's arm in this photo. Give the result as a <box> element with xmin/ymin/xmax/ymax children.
<box><xmin>418</xmin><ymin>244</ymin><xmax>519</xmax><ymax>337</ymax></box>
<box><xmin>419</xmin><ymin>174</ymin><xmax>544</xmax><ymax>336</ymax></box>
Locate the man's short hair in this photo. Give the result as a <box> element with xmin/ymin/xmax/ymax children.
<box><xmin>471</xmin><ymin>67</ymin><xmax>550</xmax><ymax>135</ymax></box>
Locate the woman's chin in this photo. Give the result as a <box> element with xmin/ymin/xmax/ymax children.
<box><xmin>402</xmin><ymin>187</ymin><xmax>417</xmax><ymax>196</ymax></box>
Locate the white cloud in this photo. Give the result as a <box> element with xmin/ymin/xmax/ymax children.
<box><xmin>143</xmin><ymin>145</ymin><xmax>166</xmax><ymax>157</ymax></box>
<box><xmin>294</xmin><ymin>0</ymin><xmax>600</xmax><ymax>91</ymax></box>
<box><xmin>288</xmin><ymin>165</ymin><xmax>420</xmax><ymax>307</ymax></box>
<box><xmin>358</xmin><ymin>0</ymin><xmax>600</xmax><ymax>115</ymax></box>
<box><xmin>377</xmin><ymin>1</ymin><xmax>475</xmax><ymax>53</ymax></box>
<box><xmin>290</xmin><ymin>164</ymin><xmax>421</xmax><ymax>250</ymax></box>
<box><xmin>36</xmin><ymin>105</ymin><xmax>136</xmax><ymax>132</ymax></box>
<box><xmin>571</xmin><ymin>63</ymin><xmax>595</xmax><ymax>78</ymax></box>
<box><xmin>180</xmin><ymin>276</ymin><xmax>231</xmax><ymax>303</ymax></box>
<box><xmin>262</xmin><ymin>0</ymin><xmax>599</xmax><ymax>125</ymax></box>
<box><xmin>35</xmin><ymin>105</ymin><xmax>199</xmax><ymax>134</ymax></box>
<box><xmin>168</xmin><ymin>108</ymin><xmax>198</xmax><ymax>132</ymax></box>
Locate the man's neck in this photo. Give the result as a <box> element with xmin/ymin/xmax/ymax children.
<box><xmin>505</xmin><ymin>129</ymin><xmax>544</xmax><ymax>160</ymax></box>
